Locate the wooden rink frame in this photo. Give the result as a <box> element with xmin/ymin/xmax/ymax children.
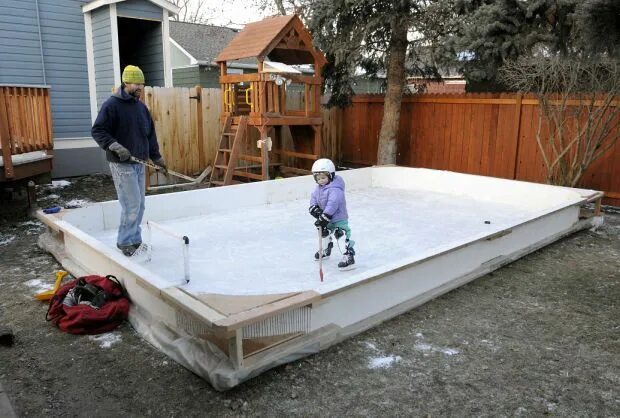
<box><xmin>36</xmin><ymin>167</ymin><xmax>604</xmax><ymax>390</ymax></box>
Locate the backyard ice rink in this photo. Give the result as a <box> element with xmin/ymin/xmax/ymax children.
<box><xmin>93</xmin><ymin>185</ymin><xmax>540</xmax><ymax>296</ymax></box>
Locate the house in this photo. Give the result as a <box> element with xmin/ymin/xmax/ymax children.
<box><xmin>169</xmin><ymin>21</ymin><xmax>257</xmax><ymax>88</ymax></box>
<box><xmin>0</xmin><ymin>0</ymin><xmax>179</xmax><ymax>178</ymax></box>
<box><xmin>407</xmin><ymin>76</ymin><xmax>466</xmax><ymax>94</ymax></box>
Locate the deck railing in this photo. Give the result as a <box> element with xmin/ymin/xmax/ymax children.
<box><xmin>0</xmin><ymin>84</ymin><xmax>53</xmax><ymax>179</ymax></box>
<box><xmin>220</xmin><ymin>73</ymin><xmax>322</xmax><ymax>118</ymax></box>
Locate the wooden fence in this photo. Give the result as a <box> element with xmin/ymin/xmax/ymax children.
<box><xmin>341</xmin><ymin>93</ymin><xmax>620</xmax><ymax>206</ymax></box>
<box><xmin>0</xmin><ymin>85</ymin><xmax>53</xmax><ymax>180</ymax></box>
<box><xmin>142</xmin><ymin>87</ymin><xmax>342</xmax><ymax>179</ymax></box>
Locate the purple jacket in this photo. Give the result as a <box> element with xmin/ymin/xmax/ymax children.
<box><xmin>310</xmin><ymin>175</ymin><xmax>348</xmax><ymax>222</ymax></box>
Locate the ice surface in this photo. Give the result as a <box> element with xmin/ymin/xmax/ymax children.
<box><xmin>93</xmin><ymin>187</ymin><xmax>536</xmax><ymax>296</ymax></box>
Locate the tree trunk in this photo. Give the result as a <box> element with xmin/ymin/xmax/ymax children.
<box><xmin>376</xmin><ymin>18</ymin><xmax>408</xmax><ymax>165</ymax></box>
<box><xmin>274</xmin><ymin>0</ymin><xmax>286</xmax><ymax>15</ymax></box>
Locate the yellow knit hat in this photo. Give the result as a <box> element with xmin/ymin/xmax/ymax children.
<box><xmin>122</xmin><ymin>65</ymin><xmax>145</xmax><ymax>84</ymax></box>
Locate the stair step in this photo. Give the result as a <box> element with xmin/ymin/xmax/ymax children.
<box><xmin>222</xmin><ymin>133</ymin><xmax>236</xmax><ymax>136</ymax></box>
<box><xmin>210</xmin><ymin>179</ymin><xmax>243</xmax><ymax>187</ymax></box>
<box><xmin>238</xmin><ymin>154</ymin><xmax>262</xmax><ymax>163</ymax></box>
<box><xmin>232</xmin><ymin>170</ymin><xmax>263</xmax><ymax>180</ymax></box>
<box><xmin>215</xmin><ymin>164</ymin><xmax>228</xmax><ymax>170</ymax></box>
<box><xmin>219</xmin><ymin>148</ymin><xmax>232</xmax><ymax>153</ymax></box>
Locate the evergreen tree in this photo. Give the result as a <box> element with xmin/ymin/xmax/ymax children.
<box><xmin>438</xmin><ymin>0</ymin><xmax>580</xmax><ymax>88</ymax></box>
<box><xmin>574</xmin><ymin>0</ymin><xmax>620</xmax><ymax>58</ymax></box>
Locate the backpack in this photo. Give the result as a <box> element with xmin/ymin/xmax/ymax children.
<box><xmin>46</xmin><ymin>275</ymin><xmax>130</xmax><ymax>335</ymax></box>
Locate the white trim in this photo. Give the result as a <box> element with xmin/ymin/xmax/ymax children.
<box><xmin>110</xmin><ymin>4</ymin><xmax>121</xmax><ymax>86</ymax></box>
<box><xmin>83</xmin><ymin>0</ymin><xmax>180</xmax><ymax>15</ymax></box>
<box><xmin>171</xmin><ymin>64</ymin><xmax>200</xmax><ymax>70</ymax></box>
<box><xmin>149</xmin><ymin>0</ymin><xmax>180</xmax><ymax>15</ymax></box>
<box><xmin>170</xmin><ymin>38</ymin><xmax>197</xmax><ymax>65</ymax></box>
<box><xmin>84</xmin><ymin>11</ymin><xmax>98</xmax><ymax>123</ymax></box>
<box><xmin>162</xmin><ymin>9</ymin><xmax>172</xmax><ymax>86</ymax></box>
<box><xmin>53</xmin><ymin>138</ymin><xmax>100</xmax><ymax>149</ymax></box>
<box><xmin>196</xmin><ymin>60</ymin><xmax>257</xmax><ymax>70</ymax></box>
<box><xmin>82</xmin><ymin>0</ymin><xmax>123</xmax><ymax>13</ymax></box>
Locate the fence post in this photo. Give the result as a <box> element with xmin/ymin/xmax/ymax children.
<box><xmin>195</xmin><ymin>86</ymin><xmax>205</xmax><ymax>169</ymax></box>
<box><xmin>512</xmin><ymin>93</ymin><xmax>523</xmax><ymax>180</ymax></box>
<box><xmin>0</xmin><ymin>88</ymin><xmax>14</xmax><ymax>179</ymax></box>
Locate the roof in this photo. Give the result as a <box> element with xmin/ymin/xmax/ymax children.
<box><xmin>215</xmin><ymin>15</ymin><xmax>327</xmax><ymax>68</ymax></box>
<box><xmin>169</xmin><ymin>21</ymin><xmax>254</xmax><ymax>66</ymax></box>
<box><xmin>82</xmin><ymin>0</ymin><xmax>180</xmax><ymax>14</ymax></box>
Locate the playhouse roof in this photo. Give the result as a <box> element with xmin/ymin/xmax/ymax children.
<box><xmin>215</xmin><ymin>15</ymin><xmax>327</xmax><ymax>68</ymax></box>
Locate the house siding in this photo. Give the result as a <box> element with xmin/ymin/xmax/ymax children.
<box><xmin>172</xmin><ymin>66</ymin><xmax>223</xmax><ymax>88</ymax></box>
<box><xmin>171</xmin><ymin>43</ymin><xmax>192</xmax><ymax>67</ymax></box>
<box><xmin>38</xmin><ymin>0</ymin><xmax>92</xmax><ymax>138</ymax></box>
<box><xmin>92</xmin><ymin>7</ymin><xmax>116</xmax><ymax>110</ymax></box>
<box><xmin>117</xmin><ymin>0</ymin><xmax>162</xmax><ymax>21</ymax></box>
<box><xmin>135</xmin><ymin>24</ymin><xmax>164</xmax><ymax>86</ymax></box>
<box><xmin>0</xmin><ymin>0</ymin><xmax>93</xmax><ymax>138</ymax></box>
<box><xmin>172</xmin><ymin>66</ymin><xmax>200</xmax><ymax>87</ymax></box>
<box><xmin>0</xmin><ymin>0</ymin><xmax>45</xmax><ymax>85</ymax></box>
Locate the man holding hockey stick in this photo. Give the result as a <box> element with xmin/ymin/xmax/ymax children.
<box><xmin>92</xmin><ymin>65</ymin><xmax>166</xmax><ymax>257</ymax></box>
<box><xmin>309</xmin><ymin>158</ymin><xmax>356</xmax><ymax>270</ymax></box>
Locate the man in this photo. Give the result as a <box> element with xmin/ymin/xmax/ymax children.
<box><xmin>92</xmin><ymin>65</ymin><xmax>166</xmax><ymax>257</ymax></box>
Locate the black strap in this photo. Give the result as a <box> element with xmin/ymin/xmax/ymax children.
<box><xmin>106</xmin><ymin>275</ymin><xmax>129</xmax><ymax>300</ymax></box>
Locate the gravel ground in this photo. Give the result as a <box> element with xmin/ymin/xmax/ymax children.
<box><xmin>0</xmin><ymin>175</ymin><xmax>618</xmax><ymax>417</ymax></box>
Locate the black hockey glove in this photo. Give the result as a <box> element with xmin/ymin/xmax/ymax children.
<box><xmin>309</xmin><ymin>205</ymin><xmax>322</xmax><ymax>219</ymax></box>
<box><xmin>314</xmin><ymin>213</ymin><xmax>331</xmax><ymax>229</ymax></box>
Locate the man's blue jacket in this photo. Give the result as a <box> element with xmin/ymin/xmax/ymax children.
<box><xmin>92</xmin><ymin>87</ymin><xmax>162</xmax><ymax>163</ymax></box>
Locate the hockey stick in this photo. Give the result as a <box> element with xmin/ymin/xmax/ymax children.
<box><xmin>130</xmin><ymin>156</ymin><xmax>210</xmax><ymax>184</ymax></box>
<box><xmin>318</xmin><ymin>227</ymin><xmax>324</xmax><ymax>282</ymax></box>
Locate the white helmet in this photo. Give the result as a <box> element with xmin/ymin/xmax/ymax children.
<box><xmin>312</xmin><ymin>158</ymin><xmax>336</xmax><ymax>182</ymax></box>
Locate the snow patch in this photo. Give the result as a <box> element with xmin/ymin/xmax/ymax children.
<box><xmin>89</xmin><ymin>332</ymin><xmax>122</xmax><ymax>349</ymax></box>
<box><xmin>368</xmin><ymin>355</ymin><xmax>402</xmax><ymax>369</ymax></box>
<box><xmin>363</xmin><ymin>341</ymin><xmax>379</xmax><ymax>352</ymax></box>
<box><xmin>24</xmin><ymin>278</ymin><xmax>53</xmax><ymax>293</ymax></box>
<box><xmin>40</xmin><ymin>194</ymin><xmax>59</xmax><ymax>200</ymax></box>
<box><xmin>19</xmin><ymin>220</ymin><xmax>42</xmax><ymax>227</ymax></box>
<box><xmin>363</xmin><ymin>340</ymin><xmax>401</xmax><ymax>369</ymax></box>
<box><xmin>414</xmin><ymin>342</ymin><xmax>460</xmax><ymax>356</ymax></box>
<box><xmin>0</xmin><ymin>234</ymin><xmax>15</xmax><ymax>246</ymax></box>
<box><xmin>64</xmin><ymin>199</ymin><xmax>91</xmax><ymax>208</ymax></box>
<box><xmin>49</xmin><ymin>180</ymin><xmax>71</xmax><ymax>189</ymax></box>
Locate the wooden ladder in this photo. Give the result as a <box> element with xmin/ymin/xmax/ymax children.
<box><xmin>210</xmin><ymin>116</ymin><xmax>252</xmax><ymax>186</ymax></box>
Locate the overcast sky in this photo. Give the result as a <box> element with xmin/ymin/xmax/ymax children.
<box><xmin>192</xmin><ymin>0</ymin><xmax>279</xmax><ymax>28</ymax></box>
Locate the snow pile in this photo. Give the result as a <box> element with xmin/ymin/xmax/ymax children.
<box><xmin>24</xmin><ymin>278</ymin><xmax>53</xmax><ymax>294</ymax></box>
<box><xmin>0</xmin><ymin>234</ymin><xmax>16</xmax><ymax>246</ymax></box>
<box><xmin>89</xmin><ymin>332</ymin><xmax>122</xmax><ymax>348</ymax></box>
<box><xmin>363</xmin><ymin>341</ymin><xmax>402</xmax><ymax>369</ymax></box>
<box><xmin>49</xmin><ymin>180</ymin><xmax>71</xmax><ymax>189</ymax></box>
<box><xmin>64</xmin><ymin>199</ymin><xmax>91</xmax><ymax>208</ymax></box>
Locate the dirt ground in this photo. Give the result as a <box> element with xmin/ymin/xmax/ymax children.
<box><xmin>0</xmin><ymin>175</ymin><xmax>618</xmax><ymax>417</ymax></box>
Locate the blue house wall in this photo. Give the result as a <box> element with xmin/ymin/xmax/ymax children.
<box><xmin>0</xmin><ymin>0</ymin><xmax>91</xmax><ymax>139</ymax></box>
<box><xmin>92</xmin><ymin>6</ymin><xmax>115</xmax><ymax>109</ymax></box>
<box><xmin>0</xmin><ymin>0</ymin><xmax>170</xmax><ymax>177</ymax></box>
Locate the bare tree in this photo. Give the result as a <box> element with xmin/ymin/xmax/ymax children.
<box><xmin>168</xmin><ymin>0</ymin><xmax>210</xmax><ymax>24</ymax></box>
<box><xmin>250</xmin><ymin>0</ymin><xmax>310</xmax><ymax>19</ymax></box>
<box><xmin>500</xmin><ymin>57</ymin><xmax>620</xmax><ymax>187</ymax></box>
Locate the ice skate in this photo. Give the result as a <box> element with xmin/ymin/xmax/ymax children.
<box><xmin>314</xmin><ymin>237</ymin><xmax>333</xmax><ymax>261</ymax></box>
<box><xmin>338</xmin><ymin>246</ymin><xmax>355</xmax><ymax>271</ymax></box>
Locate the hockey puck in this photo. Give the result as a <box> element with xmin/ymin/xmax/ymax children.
<box><xmin>484</xmin><ymin>220</ymin><xmax>491</xmax><ymax>224</ymax></box>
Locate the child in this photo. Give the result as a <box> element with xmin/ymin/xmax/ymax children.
<box><xmin>309</xmin><ymin>158</ymin><xmax>356</xmax><ymax>270</ymax></box>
